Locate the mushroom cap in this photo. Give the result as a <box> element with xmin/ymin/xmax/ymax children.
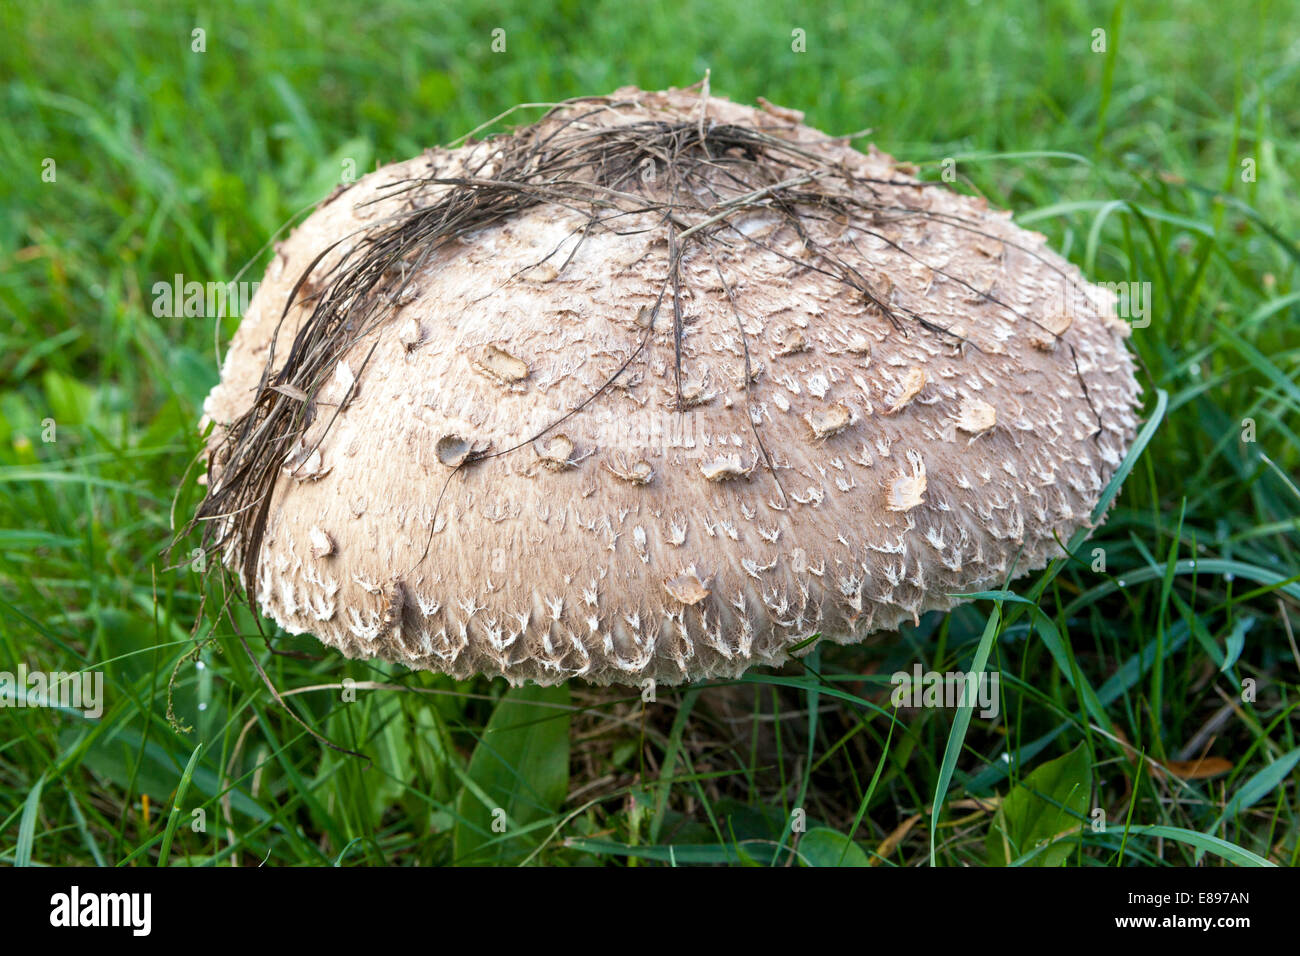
<box><xmin>200</xmin><ymin>86</ymin><xmax>1141</xmax><ymax>686</ymax></box>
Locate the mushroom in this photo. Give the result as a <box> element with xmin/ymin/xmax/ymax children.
<box><xmin>194</xmin><ymin>86</ymin><xmax>1141</xmax><ymax>686</ymax></box>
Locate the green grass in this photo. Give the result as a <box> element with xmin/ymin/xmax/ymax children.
<box><xmin>1</xmin><ymin>0</ymin><xmax>1297</xmax><ymax>866</ymax></box>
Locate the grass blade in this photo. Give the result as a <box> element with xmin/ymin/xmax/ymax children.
<box><xmin>15</xmin><ymin>773</ymin><xmax>45</xmax><ymax>867</ymax></box>
<box><xmin>931</xmin><ymin>602</ymin><xmax>1002</xmax><ymax>865</ymax></box>
<box><xmin>157</xmin><ymin>743</ymin><xmax>202</xmax><ymax>866</ymax></box>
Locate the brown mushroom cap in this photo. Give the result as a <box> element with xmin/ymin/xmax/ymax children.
<box><xmin>199</xmin><ymin>86</ymin><xmax>1141</xmax><ymax>686</ymax></box>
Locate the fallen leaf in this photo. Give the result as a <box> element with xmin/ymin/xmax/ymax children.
<box><xmin>1160</xmin><ymin>757</ymin><xmax>1234</xmax><ymax>780</ymax></box>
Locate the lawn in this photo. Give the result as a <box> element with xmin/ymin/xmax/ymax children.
<box><xmin>0</xmin><ymin>0</ymin><xmax>1297</xmax><ymax>866</ymax></box>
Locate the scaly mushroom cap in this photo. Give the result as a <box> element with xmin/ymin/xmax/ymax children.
<box><xmin>199</xmin><ymin>86</ymin><xmax>1141</xmax><ymax>686</ymax></box>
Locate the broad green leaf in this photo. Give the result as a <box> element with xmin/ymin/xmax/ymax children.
<box><xmin>798</xmin><ymin>827</ymin><xmax>871</xmax><ymax>867</ymax></box>
<box><xmin>62</xmin><ymin>726</ymin><xmax>270</xmax><ymax>824</ymax></box>
<box><xmin>713</xmin><ymin>798</ymin><xmax>786</xmax><ymax>842</ymax></box>
<box><xmin>366</xmin><ymin>691</ymin><xmax>414</xmax><ymax>824</ymax></box>
<box><xmin>411</xmin><ymin>704</ymin><xmax>457</xmax><ymax>806</ymax></box>
<box><xmin>987</xmin><ymin>744</ymin><xmax>1092</xmax><ymax>866</ymax></box>
<box><xmin>453</xmin><ymin>684</ymin><xmax>570</xmax><ymax>865</ymax></box>
<box><xmin>293</xmin><ymin>137</ymin><xmax>375</xmax><ymax>209</ymax></box>
<box><xmin>162</xmin><ymin>346</ymin><xmax>219</xmax><ymax>416</ymax></box>
<box><xmin>42</xmin><ymin>369</ymin><xmax>93</xmax><ymax>425</ymax></box>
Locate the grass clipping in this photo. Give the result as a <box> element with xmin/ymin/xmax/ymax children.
<box><xmin>186</xmin><ymin>90</ymin><xmax>1104</xmax><ymax>619</ymax></box>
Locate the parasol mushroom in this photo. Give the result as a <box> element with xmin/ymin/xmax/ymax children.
<box><xmin>194</xmin><ymin>85</ymin><xmax>1141</xmax><ymax>686</ymax></box>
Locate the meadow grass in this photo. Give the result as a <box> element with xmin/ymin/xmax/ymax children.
<box><xmin>0</xmin><ymin>0</ymin><xmax>1296</xmax><ymax>866</ymax></box>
